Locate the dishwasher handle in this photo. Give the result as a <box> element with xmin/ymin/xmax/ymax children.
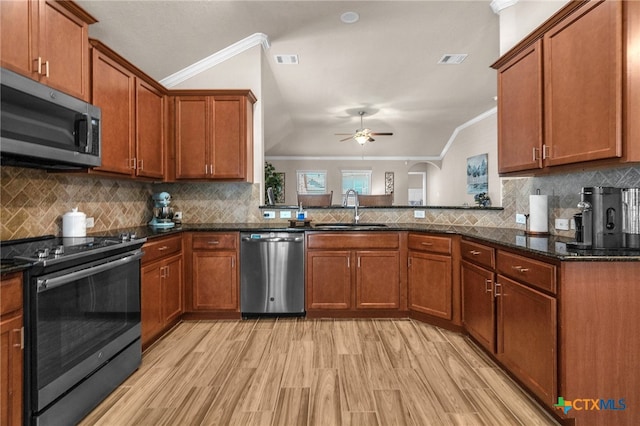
<box><xmin>241</xmin><ymin>236</ymin><xmax>304</xmax><ymax>243</ymax></box>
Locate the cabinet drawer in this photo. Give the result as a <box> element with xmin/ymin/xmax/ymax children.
<box><xmin>307</xmin><ymin>232</ymin><xmax>399</xmax><ymax>250</ymax></box>
<box><xmin>143</xmin><ymin>235</ymin><xmax>182</xmax><ymax>264</ymax></box>
<box><xmin>1</xmin><ymin>274</ymin><xmax>22</xmax><ymax>316</ymax></box>
<box><xmin>408</xmin><ymin>233</ymin><xmax>451</xmax><ymax>254</ymax></box>
<box><xmin>192</xmin><ymin>233</ymin><xmax>238</xmax><ymax>250</ymax></box>
<box><xmin>497</xmin><ymin>250</ymin><xmax>556</xmax><ymax>294</ymax></box>
<box><xmin>461</xmin><ymin>239</ymin><xmax>495</xmax><ymax>269</ymax></box>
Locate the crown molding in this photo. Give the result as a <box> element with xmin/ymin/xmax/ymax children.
<box><xmin>160</xmin><ymin>32</ymin><xmax>270</xmax><ymax>88</ymax></box>
<box><xmin>490</xmin><ymin>0</ymin><xmax>519</xmax><ymax>14</ymax></box>
<box><xmin>439</xmin><ymin>107</ymin><xmax>497</xmax><ymax>159</ymax></box>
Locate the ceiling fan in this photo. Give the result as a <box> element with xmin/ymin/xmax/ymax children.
<box><xmin>335</xmin><ymin>111</ymin><xmax>393</xmax><ymax>145</ymax></box>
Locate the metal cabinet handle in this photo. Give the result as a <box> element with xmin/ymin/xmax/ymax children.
<box><xmin>533</xmin><ymin>147</ymin><xmax>540</xmax><ymax>161</ymax></box>
<box><xmin>421</xmin><ymin>242</ymin><xmax>433</xmax><ymax>246</ymax></box>
<box><xmin>208</xmin><ymin>241</ymin><xmax>220</xmax><ymax>245</ymax></box>
<box><xmin>42</xmin><ymin>60</ymin><xmax>50</xmax><ymax>77</ymax></box>
<box><xmin>469</xmin><ymin>250</ymin><xmax>481</xmax><ymax>256</ymax></box>
<box><xmin>494</xmin><ymin>282</ymin><xmax>502</xmax><ymax>297</ymax></box>
<box><xmin>542</xmin><ymin>144</ymin><xmax>550</xmax><ymax>159</ymax></box>
<box><xmin>34</xmin><ymin>57</ymin><xmax>42</xmax><ymax>74</ymax></box>
<box><xmin>512</xmin><ymin>265</ymin><xmax>529</xmax><ymax>273</ymax></box>
<box><xmin>485</xmin><ymin>279</ymin><xmax>492</xmax><ymax>294</ymax></box>
<box><xmin>138</xmin><ymin>159</ymin><xmax>144</xmax><ymax>171</ymax></box>
<box><xmin>13</xmin><ymin>328</ymin><xmax>24</xmax><ymax>349</ymax></box>
<box><xmin>157</xmin><ymin>246</ymin><xmax>170</xmax><ymax>251</ymax></box>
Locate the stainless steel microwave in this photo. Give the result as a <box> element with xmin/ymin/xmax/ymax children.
<box><xmin>1</xmin><ymin>67</ymin><xmax>101</xmax><ymax>169</ymax></box>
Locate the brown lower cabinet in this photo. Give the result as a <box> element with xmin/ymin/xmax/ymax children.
<box><xmin>305</xmin><ymin>232</ymin><xmax>406</xmax><ymax>316</ymax></box>
<box><xmin>462</xmin><ymin>239</ymin><xmax>557</xmax><ymax>407</ymax></box>
<box><xmin>141</xmin><ymin>235</ymin><xmax>183</xmax><ymax>349</ymax></box>
<box><xmin>184</xmin><ymin>232</ymin><xmax>239</xmax><ymax>315</ymax></box>
<box><xmin>1</xmin><ymin>272</ymin><xmax>23</xmax><ymax>426</ymax></box>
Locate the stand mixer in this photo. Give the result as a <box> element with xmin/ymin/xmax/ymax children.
<box><xmin>148</xmin><ymin>192</ymin><xmax>175</xmax><ymax>228</ymax></box>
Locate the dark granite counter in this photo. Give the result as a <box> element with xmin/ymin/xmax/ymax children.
<box><xmin>98</xmin><ymin>223</ymin><xmax>640</xmax><ymax>262</ymax></box>
<box><xmin>3</xmin><ymin>223</ymin><xmax>638</xmax><ymax>275</ymax></box>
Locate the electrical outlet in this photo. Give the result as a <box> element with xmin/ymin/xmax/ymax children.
<box><xmin>263</xmin><ymin>211</ymin><xmax>276</xmax><ymax>219</ymax></box>
<box><xmin>86</xmin><ymin>217</ymin><xmax>94</xmax><ymax>228</ymax></box>
<box><xmin>414</xmin><ymin>210</ymin><xmax>426</xmax><ymax>219</ymax></box>
<box><xmin>280</xmin><ymin>211</ymin><xmax>292</xmax><ymax>219</ymax></box>
<box><xmin>555</xmin><ymin>218</ymin><xmax>570</xmax><ymax>231</ymax></box>
<box><xmin>515</xmin><ymin>214</ymin><xmax>527</xmax><ymax>225</ymax></box>
<box><xmin>174</xmin><ymin>211</ymin><xmax>183</xmax><ymax>220</ymax></box>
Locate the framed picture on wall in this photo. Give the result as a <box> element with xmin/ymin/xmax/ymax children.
<box><xmin>385</xmin><ymin>172</ymin><xmax>394</xmax><ymax>195</ymax></box>
<box><xmin>467</xmin><ymin>153</ymin><xmax>488</xmax><ymax>194</ymax></box>
<box><xmin>296</xmin><ymin>170</ymin><xmax>327</xmax><ymax>194</ymax></box>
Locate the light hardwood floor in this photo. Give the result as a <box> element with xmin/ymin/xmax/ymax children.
<box><xmin>81</xmin><ymin>319</ymin><xmax>559</xmax><ymax>425</ymax></box>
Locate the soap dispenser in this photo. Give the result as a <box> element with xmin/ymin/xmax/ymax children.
<box><xmin>297</xmin><ymin>202</ymin><xmax>306</xmax><ymax>220</ymax></box>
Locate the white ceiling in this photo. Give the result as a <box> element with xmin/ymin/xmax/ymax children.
<box><xmin>77</xmin><ymin>1</ymin><xmax>500</xmax><ymax>160</ymax></box>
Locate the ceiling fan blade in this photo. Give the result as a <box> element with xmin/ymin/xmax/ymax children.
<box><xmin>370</xmin><ymin>132</ymin><xmax>393</xmax><ymax>136</ymax></box>
<box><xmin>340</xmin><ymin>136</ymin><xmax>354</xmax><ymax>142</ymax></box>
<box><xmin>368</xmin><ymin>137</ymin><xmax>375</xmax><ymax>142</ymax></box>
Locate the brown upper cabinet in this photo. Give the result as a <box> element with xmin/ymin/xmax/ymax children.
<box><xmin>174</xmin><ymin>92</ymin><xmax>256</xmax><ymax>182</ymax></box>
<box><xmin>493</xmin><ymin>0</ymin><xmax>640</xmax><ymax>175</ymax></box>
<box><xmin>89</xmin><ymin>40</ymin><xmax>166</xmax><ymax>179</ymax></box>
<box><xmin>0</xmin><ymin>0</ymin><xmax>96</xmax><ymax>101</ymax></box>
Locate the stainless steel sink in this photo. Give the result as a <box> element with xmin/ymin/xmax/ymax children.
<box><xmin>312</xmin><ymin>223</ymin><xmax>389</xmax><ymax>230</ymax></box>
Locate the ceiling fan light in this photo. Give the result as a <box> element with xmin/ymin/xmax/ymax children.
<box><xmin>355</xmin><ymin>135</ymin><xmax>369</xmax><ymax>145</ymax></box>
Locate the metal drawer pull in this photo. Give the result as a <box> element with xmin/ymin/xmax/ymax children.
<box><xmin>512</xmin><ymin>265</ymin><xmax>529</xmax><ymax>273</ymax></box>
<box><xmin>157</xmin><ymin>246</ymin><xmax>170</xmax><ymax>251</ymax></box>
<box><xmin>494</xmin><ymin>282</ymin><xmax>502</xmax><ymax>297</ymax></box>
<box><xmin>469</xmin><ymin>250</ymin><xmax>481</xmax><ymax>256</ymax></box>
<box><xmin>208</xmin><ymin>241</ymin><xmax>220</xmax><ymax>245</ymax></box>
<box><xmin>485</xmin><ymin>279</ymin><xmax>492</xmax><ymax>293</ymax></box>
<box><xmin>421</xmin><ymin>242</ymin><xmax>433</xmax><ymax>246</ymax></box>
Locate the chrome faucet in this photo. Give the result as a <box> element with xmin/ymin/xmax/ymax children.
<box><xmin>345</xmin><ymin>189</ymin><xmax>360</xmax><ymax>224</ymax></box>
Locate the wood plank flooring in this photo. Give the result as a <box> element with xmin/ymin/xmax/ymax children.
<box><xmin>80</xmin><ymin>319</ymin><xmax>559</xmax><ymax>426</ymax></box>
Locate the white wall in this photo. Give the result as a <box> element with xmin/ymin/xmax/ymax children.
<box><xmin>427</xmin><ymin>112</ymin><xmax>499</xmax><ymax>206</ymax></box>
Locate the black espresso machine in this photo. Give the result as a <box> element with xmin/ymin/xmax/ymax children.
<box><xmin>569</xmin><ymin>186</ymin><xmax>640</xmax><ymax>250</ymax></box>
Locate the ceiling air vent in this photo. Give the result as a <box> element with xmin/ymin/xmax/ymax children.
<box><xmin>437</xmin><ymin>54</ymin><xmax>468</xmax><ymax>65</ymax></box>
<box><xmin>275</xmin><ymin>54</ymin><xmax>299</xmax><ymax>65</ymax></box>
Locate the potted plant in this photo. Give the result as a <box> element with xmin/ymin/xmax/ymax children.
<box><xmin>264</xmin><ymin>162</ymin><xmax>284</xmax><ymax>204</ymax></box>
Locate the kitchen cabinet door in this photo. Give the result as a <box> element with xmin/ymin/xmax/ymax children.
<box><xmin>306</xmin><ymin>251</ymin><xmax>352</xmax><ymax>310</ymax></box>
<box><xmin>211</xmin><ymin>96</ymin><xmax>246</xmax><ymax>179</ymax></box>
<box><xmin>1</xmin><ymin>0</ymin><xmax>92</xmax><ymax>101</ymax></box>
<box><xmin>0</xmin><ymin>315</ymin><xmax>23</xmax><ymax>426</ymax></box>
<box><xmin>1</xmin><ymin>273</ymin><xmax>23</xmax><ymax>426</ymax></box>
<box><xmin>91</xmin><ymin>48</ymin><xmax>135</xmax><ymax>176</ymax></box>
<box><xmin>0</xmin><ymin>0</ymin><xmax>35</xmax><ymax>78</ymax></box>
<box><xmin>408</xmin><ymin>251</ymin><xmax>452</xmax><ymax>319</ymax></box>
<box><xmin>141</xmin><ymin>261</ymin><xmax>163</xmax><ymax>346</ymax></box>
<box><xmin>497</xmin><ymin>40</ymin><xmax>544</xmax><ymax>173</ymax></box>
<box><xmin>175</xmin><ymin>96</ymin><xmax>209</xmax><ymax>179</ymax></box>
<box><xmin>38</xmin><ymin>0</ymin><xmax>90</xmax><ymax>100</ymax></box>
<box><xmin>162</xmin><ymin>255</ymin><xmax>183</xmax><ymax>325</ymax></box>
<box><xmin>135</xmin><ymin>79</ymin><xmax>165</xmax><ymax>179</ymax></box>
<box><xmin>192</xmin><ymin>251</ymin><xmax>238</xmax><ymax>311</ymax></box>
<box><xmin>543</xmin><ymin>0</ymin><xmax>622</xmax><ymax>166</ymax></box>
<box><xmin>461</xmin><ymin>260</ymin><xmax>495</xmax><ymax>352</ymax></box>
<box><xmin>356</xmin><ymin>250</ymin><xmax>400</xmax><ymax>309</ymax></box>
<box><xmin>497</xmin><ymin>275</ymin><xmax>556</xmax><ymax>405</ymax></box>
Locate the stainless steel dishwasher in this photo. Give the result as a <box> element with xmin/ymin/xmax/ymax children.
<box><xmin>240</xmin><ymin>232</ymin><xmax>305</xmax><ymax>316</ymax></box>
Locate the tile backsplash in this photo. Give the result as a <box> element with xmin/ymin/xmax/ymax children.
<box><xmin>2</xmin><ymin>164</ymin><xmax>639</xmax><ymax>241</ymax></box>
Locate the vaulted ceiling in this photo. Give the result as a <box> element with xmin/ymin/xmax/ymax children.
<box><xmin>77</xmin><ymin>1</ymin><xmax>500</xmax><ymax>160</ymax></box>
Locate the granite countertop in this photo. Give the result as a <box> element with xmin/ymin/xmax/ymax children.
<box><xmin>2</xmin><ymin>223</ymin><xmax>638</xmax><ymax>275</ymax></box>
<box><xmin>100</xmin><ymin>223</ymin><xmax>640</xmax><ymax>262</ymax></box>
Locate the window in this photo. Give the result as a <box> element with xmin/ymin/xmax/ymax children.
<box><xmin>296</xmin><ymin>170</ymin><xmax>327</xmax><ymax>194</ymax></box>
<box><xmin>342</xmin><ymin>170</ymin><xmax>371</xmax><ymax>203</ymax></box>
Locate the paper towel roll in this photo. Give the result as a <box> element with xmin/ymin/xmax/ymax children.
<box><xmin>529</xmin><ymin>195</ymin><xmax>548</xmax><ymax>234</ymax></box>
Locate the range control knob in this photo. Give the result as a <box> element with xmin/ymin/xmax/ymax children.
<box><xmin>54</xmin><ymin>245</ymin><xmax>65</xmax><ymax>256</ymax></box>
<box><xmin>36</xmin><ymin>248</ymin><xmax>50</xmax><ymax>259</ymax></box>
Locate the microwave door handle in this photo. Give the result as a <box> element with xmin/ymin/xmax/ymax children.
<box><xmin>85</xmin><ymin>113</ymin><xmax>94</xmax><ymax>154</ymax></box>
<box><xmin>75</xmin><ymin>113</ymin><xmax>89</xmax><ymax>153</ymax></box>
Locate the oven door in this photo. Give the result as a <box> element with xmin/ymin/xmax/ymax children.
<box><xmin>31</xmin><ymin>250</ymin><xmax>142</xmax><ymax>412</ymax></box>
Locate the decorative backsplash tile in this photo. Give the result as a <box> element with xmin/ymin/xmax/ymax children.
<box><xmin>2</xmin><ymin>163</ymin><xmax>638</xmax><ymax>241</ymax></box>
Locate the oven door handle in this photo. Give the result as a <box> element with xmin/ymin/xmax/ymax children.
<box><xmin>37</xmin><ymin>251</ymin><xmax>144</xmax><ymax>293</ymax></box>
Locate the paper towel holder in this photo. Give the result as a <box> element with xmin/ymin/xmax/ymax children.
<box><xmin>524</xmin><ymin>213</ymin><xmax>550</xmax><ymax>236</ymax></box>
